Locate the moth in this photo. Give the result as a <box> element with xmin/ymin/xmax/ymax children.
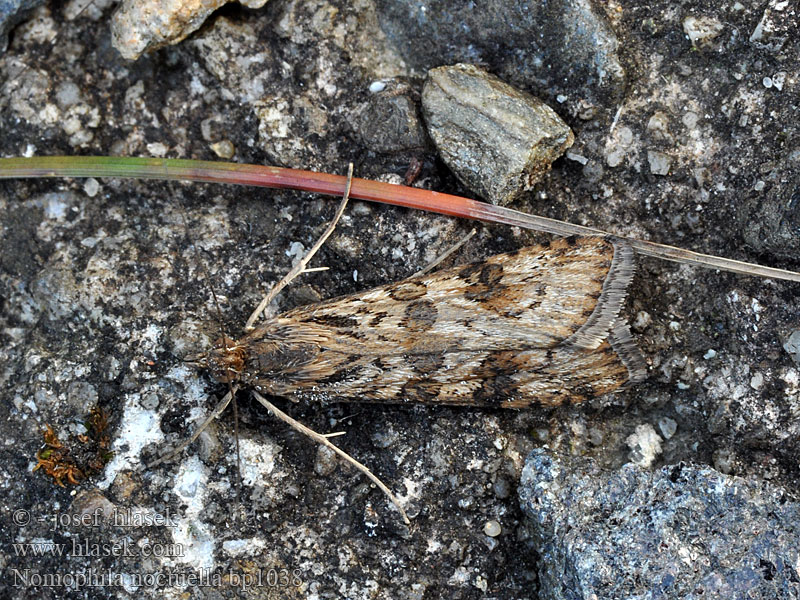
<box><xmin>197</xmin><ymin>236</ymin><xmax>647</xmax><ymax>408</ymax></box>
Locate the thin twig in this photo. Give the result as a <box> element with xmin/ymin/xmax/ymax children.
<box><xmin>252</xmin><ymin>391</ymin><xmax>411</xmax><ymax>525</ymax></box>
<box><xmin>245</xmin><ymin>163</ymin><xmax>354</xmax><ymax>329</ymax></box>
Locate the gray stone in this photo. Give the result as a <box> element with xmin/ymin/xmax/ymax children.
<box><xmin>111</xmin><ymin>0</ymin><xmax>271</xmax><ymax>60</ymax></box>
<box><xmin>784</xmin><ymin>330</ymin><xmax>800</xmax><ymax>365</ymax></box>
<box><xmin>737</xmin><ymin>186</ymin><xmax>800</xmax><ymax>261</ymax></box>
<box><xmin>520</xmin><ymin>450</ymin><xmax>800</xmax><ymax>600</ymax></box>
<box><xmin>357</xmin><ymin>87</ymin><xmax>428</xmax><ymax>154</ymax></box>
<box><xmin>375</xmin><ymin>0</ymin><xmax>626</xmax><ymax>115</ymax></box>
<box><xmin>422</xmin><ymin>63</ymin><xmax>574</xmax><ymax>205</ymax></box>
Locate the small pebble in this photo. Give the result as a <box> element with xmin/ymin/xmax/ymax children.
<box><xmin>648</xmin><ymin>150</ymin><xmax>672</xmax><ymax>176</ymax></box>
<box><xmin>210</xmin><ymin>140</ymin><xmax>235</xmax><ymax>159</ymax></box>
<box><xmin>750</xmin><ymin>372</ymin><xmax>764</xmax><ymax>389</ymax></box>
<box><xmin>632</xmin><ymin>311</ymin><xmax>652</xmax><ymax>332</ymax></box>
<box><xmin>626</xmin><ymin>424</ymin><xmax>663</xmax><ymax>468</ymax></box>
<box><xmin>657</xmin><ymin>417</ymin><xmax>677</xmax><ymax>440</ymax></box>
<box><xmin>83</xmin><ymin>178</ymin><xmax>100</xmax><ymax>197</ymax></box>
<box><xmin>682</xmin><ymin>16</ymin><xmax>724</xmax><ymax>46</ymax></box>
<box><xmin>422</xmin><ymin>63</ymin><xmax>574</xmax><ymax>205</ymax></box>
<box><xmin>314</xmin><ymin>446</ymin><xmax>337</xmax><ymax>476</ymax></box>
<box><xmin>483</xmin><ymin>520</ymin><xmax>502</xmax><ymax>537</ymax></box>
<box><xmin>783</xmin><ymin>330</ymin><xmax>800</xmax><ymax>364</ymax></box>
<box><xmin>493</xmin><ymin>477</ymin><xmax>511</xmax><ymax>499</ymax></box>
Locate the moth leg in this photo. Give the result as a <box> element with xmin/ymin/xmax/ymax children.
<box><xmin>412</xmin><ymin>228</ymin><xmax>477</xmax><ymax>277</ymax></box>
<box><xmin>245</xmin><ymin>163</ymin><xmax>354</xmax><ymax>330</ymax></box>
<box><xmin>146</xmin><ymin>389</ymin><xmax>235</xmax><ymax>468</ymax></box>
<box><xmin>251</xmin><ymin>391</ymin><xmax>411</xmax><ymax>526</ymax></box>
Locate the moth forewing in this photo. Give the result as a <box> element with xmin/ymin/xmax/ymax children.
<box><xmin>200</xmin><ymin>236</ymin><xmax>646</xmax><ymax>407</ymax></box>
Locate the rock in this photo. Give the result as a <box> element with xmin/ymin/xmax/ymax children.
<box><xmin>356</xmin><ymin>84</ymin><xmax>428</xmax><ymax>153</ymax></box>
<box><xmin>737</xmin><ymin>186</ymin><xmax>800</xmax><ymax>261</ymax></box>
<box><xmin>784</xmin><ymin>331</ymin><xmax>800</xmax><ymax>365</ymax></box>
<box><xmin>111</xmin><ymin>0</ymin><xmax>271</xmax><ymax>60</ymax></box>
<box><xmin>375</xmin><ymin>0</ymin><xmax>625</xmax><ymax>115</ymax></box>
<box><xmin>647</xmin><ymin>149</ymin><xmax>672</xmax><ymax>176</ymax></box>
<box><xmin>749</xmin><ymin>0</ymin><xmax>795</xmax><ymax>51</ymax></box>
<box><xmin>422</xmin><ymin>63</ymin><xmax>574</xmax><ymax>205</ymax></box>
<box><xmin>625</xmin><ymin>423</ymin><xmax>663</xmax><ymax>467</ymax></box>
<box><xmin>520</xmin><ymin>450</ymin><xmax>800</xmax><ymax>600</ymax></box>
<box><xmin>682</xmin><ymin>15</ymin><xmax>724</xmax><ymax>47</ymax></box>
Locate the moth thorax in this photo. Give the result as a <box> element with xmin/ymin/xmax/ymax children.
<box><xmin>207</xmin><ymin>336</ymin><xmax>247</xmax><ymax>383</ymax></box>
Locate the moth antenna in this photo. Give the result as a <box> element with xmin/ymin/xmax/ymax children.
<box><xmin>172</xmin><ymin>191</ymin><xmax>245</xmax><ymax>494</ymax></box>
<box><xmin>244</xmin><ymin>162</ymin><xmax>354</xmax><ymax>330</ymax></box>
<box><xmin>252</xmin><ymin>391</ymin><xmax>411</xmax><ymax>526</ymax></box>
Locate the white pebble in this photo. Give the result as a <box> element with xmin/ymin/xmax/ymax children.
<box><xmin>483</xmin><ymin>520</ymin><xmax>502</xmax><ymax>537</ymax></box>
<box><xmin>83</xmin><ymin>178</ymin><xmax>100</xmax><ymax>197</ymax></box>
<box><xmin>682</xmin><ymin>16</ymin><xmax>724</xmax><ymax>45</ymax></box>
<box><xmin>626</xmin><ymin>424</ymin><xmax>663</xmax><ymax>468</ymax></box>
<box><xmin>750</xmin><ymin>372</ymin><xmax>764</xmax><ymax>389</ymax></box>
<box><xmin>369</xmin><ymin>81</ymin><xmax>387</xmax><ymax>93</ymax></box>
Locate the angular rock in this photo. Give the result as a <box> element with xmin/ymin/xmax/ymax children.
<box><xmin>111</xmin><ymin>0</ymin><xmax>270</xmax><ymax>60</ymax></box>
<box><xmin>375</xmin><ymin>0</ymin><xmax>625</xmax><ymax>113</ymax></box>
<box><xmin>357</xmin><ymin>86</ymin><xmax>428</xmax><ymax>154</ymax></box>
<box><xmin>422</xmin><ymin>64</ymin><xmax>574</xmax><ymax>205</ymax></box>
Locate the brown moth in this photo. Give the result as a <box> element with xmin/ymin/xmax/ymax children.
<box><xmin>197</xmin><ymin>236</ymin><xmax>647</xmax><ymax>408</ymax></box>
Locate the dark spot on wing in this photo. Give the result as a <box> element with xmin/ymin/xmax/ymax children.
<box><xmin>473</xmin><ymin>375</ymin><xmax>516</xmax><ymax>405</ymax></box>
<box><xmin>309</xmin><ymin>314</ymin><xmax>359</xmax><ymax>329</ymax></box>
<box><xmin>458</xmin><ymin>261</ymin><xmax>484</xmax><ymax>282</ymax></box>
<box><xmin>401</xmin><ymin>379</ymin><xmax>439</xmax><ymax>403</ymax></box>
<box><xmin>478</xmin><ymin>263</ymin><xmax>504</xmax><ymax>285</ymax></box>
<box><xmin>463</xmin><ymin>284</ymin><xmax>493</xmax><ymax>303</ymax></box>
<box><xmin>369</xmin><ymin>311</ymin><xmax>389</xmax><ymax>327</ymax></box>
<box><xmin>402</xmin><ymin>300</ymin><xmax>437</xmax><ymax>332</ymax></box>
<box><xmin>388</xmin><ymin>280</ymin><xmax>428</xmax><ymax>301</ymax></box>
<box><xmin>316</xmin><ymin>365</ymin><xmax>358</xmax><ymax>386</ymax></box>
<box><xmin>407</xmin><ymin>353</ymin><xmax>446</xmax><ymax>374</ymax></box>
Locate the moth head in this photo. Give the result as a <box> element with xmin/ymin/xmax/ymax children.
<box><xmin>187</xmin><ymin>336</ymin><xmax>247</xmax><ymax>383</ymax></box>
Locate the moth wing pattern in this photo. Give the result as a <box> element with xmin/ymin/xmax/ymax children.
<box><xmin>281</xmin><ymin>236</ymin><xmax>634</xmax><ymax>352</ymax></box>
<box><xmin>217</xmin><ymin>236</ymin><xmax>647</xmax><ymax>407</ymax></box>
